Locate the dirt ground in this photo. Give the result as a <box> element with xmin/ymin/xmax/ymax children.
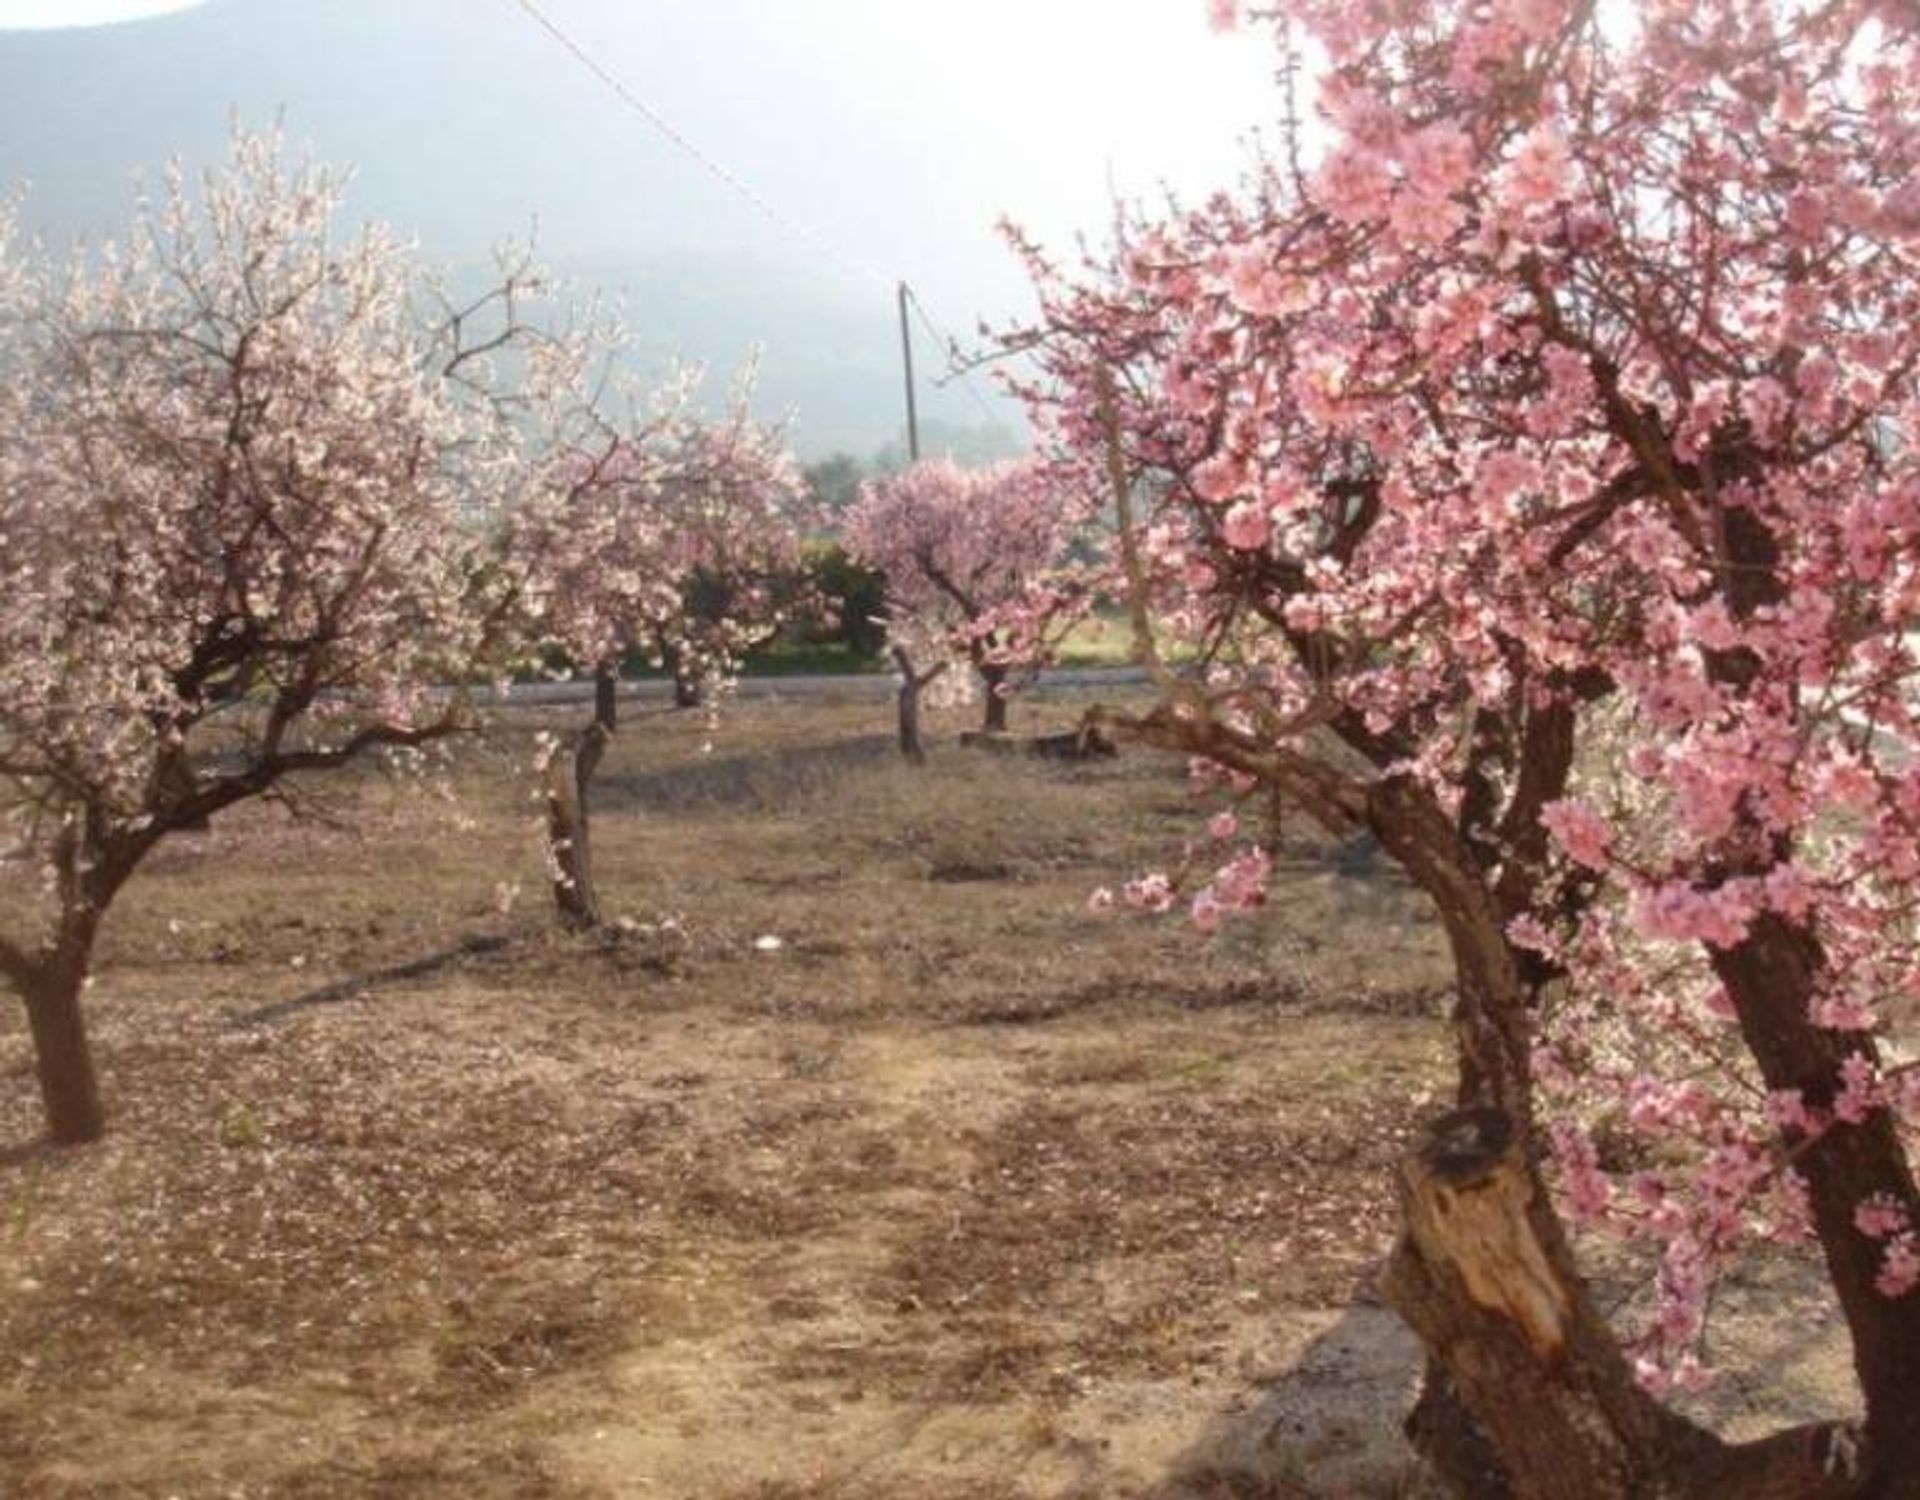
<box><xmin>0</xmin><ymin>691</ymin><xmax>1856</xmax><ymax>1498</ymax></box>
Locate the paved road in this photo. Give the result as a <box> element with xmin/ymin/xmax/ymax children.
<box><xmin>483</xmin><ymin>665</ymin><xmax>1151</xmax><ymax>707</ymax></box>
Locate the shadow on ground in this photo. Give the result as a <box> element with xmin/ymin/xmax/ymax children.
<box><xmin>594</xmin><ymin>734</ymin><xmax>900</xmax><ymax>811</ymax></box>
<box><xmin>1150</xmin><ymin>1304</ymin><xmax>1429</xmax><ymax>1500</ymax></box>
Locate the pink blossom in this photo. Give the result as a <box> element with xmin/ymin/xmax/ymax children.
<box><xmin>1855</xmin><ymin>1195</ymin><xmax>1911</xmax><ymax>1240</ymax></box>
<box><xmin>1541</xmin><ymin>799</ymin><xmax>1613</xmax><ymax>870</ymax></box>
<box><xmin>1123</xmin><ymin>873</ymin><xmax>1177</xmax><ymax>912</ymax></box>
<box><xmin>1769</xmin><ymin>1089</ymin><xmax>1819</xmax><ymax>1136</ymax></box>
<box><xmin>1814</xmin><ymin>992</ymin><xmax>1879</xmax><ymax>1033</ymax></box>
<box><xmin>1221</xmin><ymin>498</ymin><xmax>1272</xmax><ymax>551</ymax></box>
<box><xmin>1191</xmin><ymin>454</ymin><xmax>1249</xmax><ymax>504</ymax></box>
<box><xmin>1213</xmin><ymin>847</ymin><xmax>1272</xmax><ymax>909</ymax></box>
<box><xmin>1834</xmin><ymin>1055</ymin><xmax>1883</xmax><ymax>1123</ymax></box>
<box><xmin>1498</xmin><ymin>122</ymin><xmax>1573</xmax><ymax>209</ymax></box>
<box><xmin>1474</xmin><ymin>449</ymin><xmax>1542</xmax><ymax>521</ymax></box>
<box><xmin>1550</xmin><ymin>1121</ymin><xmax>1613</xmax><ymax>1224</ymax></box>
<box><xmin>1876</xmin><ymin>1234</ymin><xmax>1919</xmax><ymax>1298</ymax></box>
<box><xmin>1223</xmin><ymin>242</ymin><xmax>1297</xmax><ymax>316</ymax></box>
<box><xmin>1313</xmin><ymin>145</ymin><xmax>1396</xmax><ymax>224</ymax></box>
<box><xmin>1398</xmin><ymin>121</ymin><xmax>1476</xmax><ymax>198</ymax></box>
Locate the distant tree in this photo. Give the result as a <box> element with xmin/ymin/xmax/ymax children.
<box><xmin>797</xmin><ymin>541</ymin><xmax>889</xmax><ymax>659</ymax></box>
<box><xmin>647</xmin><ymin>407</ymin><xmax>817</xmax><ymax>709</ymax></box>
<box><xmin>0</xmin><ymin>133</ymin><xmax>539</xmax><ymax>1144</ymax></box>
<box><xmin>802</xmin><ymin>452</ymin><xmax>864</xmax><ymax>515</ymax></box>
<box><xmin>845</xmin><ymin>457</ymin><xmax>1090</xmax><ymax>738</ymax></box>
<box><xmin>509</xmin><ymin>374</ymin><xmax>810</xmax><ymax>928</ymax></box>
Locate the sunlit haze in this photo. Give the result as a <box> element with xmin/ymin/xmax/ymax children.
<box><xmin>0</xmin><ymin>0</ymin><xmax>206</xmax><ymax>28</ymax></box>
<box><xmin>0</xmin><ymin>0</ymin><xmax>1283</xmax><ymax>454</ymax></box>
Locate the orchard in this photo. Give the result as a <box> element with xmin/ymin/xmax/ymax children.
<box><xmin>3</xmin><ymin>2</ymin><xmax>1919</xmax><ymax>1495</ymax></box>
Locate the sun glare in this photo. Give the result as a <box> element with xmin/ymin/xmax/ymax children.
<box><xmin>0</xmin><ymin>0</ymin><xmax>205</xmax><ymax>30</ymax></box>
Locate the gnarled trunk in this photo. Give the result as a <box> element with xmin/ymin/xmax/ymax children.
<box><xmin>1366</xmin><ymin>781</ymin><xmax>1863</xmax><ymax>1498</ymax></box>
<box><xmin>1387</xmin><ymin>1107</ymin><xmax>1864</xmax><ymax>1499</ymax></box>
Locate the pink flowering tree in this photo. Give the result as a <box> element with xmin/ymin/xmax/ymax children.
<box><xmin>639</xmin><ymin>395</ymin><xmax>816</xmax><ymax>712</ymax></box>
<box><xmin>0</xmin><ymin>133</ymin><xmax>550</xmax><ymax>1145</ymax></box>
<box><xmin>508</xmin><ymin>374</ymin><xmax>811</xmax><ymax>929</ymax></box>
<box><xmin>1015</xmin><ymin>0</ymin><xmax>1920</xmax><ymax>1490</ymax></box>
<box><xmin>844</xmin><ymin>457</ymin><xmax>1091</xmax><ymax>741</ymax></box>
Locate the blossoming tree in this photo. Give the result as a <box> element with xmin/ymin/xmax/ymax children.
<box><xmin>1016</xmin><ymin>0</ymin><xmax>1920</xmax><ymax>1489</ymax></box>
<box><xmin>0</xmin><ymin>134</ymin><xmax>542</xmax><ymax>1145</ymax></box>
<box><xmin>510</xmin><ymin>375</ymin><xmax>812</xmax><ymax>929</ymax></box>
<box><xmin>844</xmin><ymin>456</ymin><xmax>1090</xmax><ymax>740</ymax></box>
<box><xmin>640</xmin><ymin>397</ymin><xmax>816</xmax><ymax>712</ymax></box>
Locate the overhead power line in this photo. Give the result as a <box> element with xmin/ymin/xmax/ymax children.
<box><xmin>508</xmin><ymin>0</ymin><xmax>893</xmax><ymax>292</ymax></box>
<box><xmin>506</xmin><ymin>0</ymin><xmax>1014</xmax><ymax>438</ymax></box>
<box><xmin>904</xmin><ymin>288</ymin><xmax>1007</xmax><ymax>429</ymax></box>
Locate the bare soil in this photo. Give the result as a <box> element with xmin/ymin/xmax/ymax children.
<box><xmin>0</xmin><ymin>692</ymin><xmax>1853</xmax><ymax>1498</ymax></box>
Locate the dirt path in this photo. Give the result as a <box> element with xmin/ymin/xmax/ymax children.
<box><xmin>0</xmin><ymin>697</ymin><xmax>1856</xmax><ymax>1497</ymax></box>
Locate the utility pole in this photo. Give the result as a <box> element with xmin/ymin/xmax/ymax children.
<box><xmin>897</xmin><ymin>280</ymin><xmax>920</xmax><ymax>462</ymax></box>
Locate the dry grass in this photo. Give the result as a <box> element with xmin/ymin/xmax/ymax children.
<box><xmin>3</xmin><ymin>688</ymin><xmax>1477</xmax><ymax>1497</ymax></box>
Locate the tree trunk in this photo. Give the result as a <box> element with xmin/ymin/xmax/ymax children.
<box><xmin>1386</xmin><ymin>1107</ymin><xmax>1694</xmax><ymax>1496</ymax></box>
<box><xmin>595</xmin><ymin>669</ymin><xmax>618</xmax><ymax>732</ymax></box>
<box><xmin>21</xmin><ymin>957</ymin><xmax>105</xmax><ymax>1145</ymax></box>
<box><xmin>1364</xmin><ymin>781</ymin><xmax>1868</xmax><ymax>1497</ymax></box>
<box><xmin>545</xmin><ymin>668</ymin><xmax>617</xmax><ymax>931</ymax></box>
<box><xmin>1702</xmin><ymin>508</ymin><xmax>1920</xmax><ymax>1485</ymax></box>
<box><xmin>980</xmin><ymin>662</ymin><xmax>1009</xmax><ymax>734</ymax></box>
<box><xmin>1387</xmin><ymin>1108</ymin><xmax>1865</xmax><ymax>1500</ymax></box>
<box><xmin>1712</xmin><ymin>916</ymin><xmax>1920</xmax><ymax>1488</ymax></box>
<box><xmin>672</xmin><ymin>667</ymin><xmax>703</xmax><ymax>709</ymax></box>
<box><xmin>892</xmin><ymin>646</ymin><xmax>927</xmax><ymax>764</ymax></box>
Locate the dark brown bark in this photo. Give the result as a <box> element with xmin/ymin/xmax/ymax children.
<box><xmin>1386</xmin><ymin>1108</ymin><xmax>1687</xmax><ymax>1497</ymax></box>
<box><xmin>1387</xmin><ymin>1108</ymin><xmax>1864</xmax><ymax>1500</ymax></box>
<box><xmin>980</xmin><ymin>661</ymin><xmax>1009</xmax><ymax>734</ymax></box>
<box><xmin>545</xmin><ymin>667</ymin><xmax>617</xmax><ymax>931</ymax></box>
<box><xmin>892</xmin><ymin>646</ymin><xmax>927</xmax><ymax>764</ymax></box>
<box><xmin>1360</xmin><ymin>782</ymin><xmax>1865</xmax><ymax>1498</ymax></box>
<box><xmin>594</xmin><ymin>668</ymin><xmax>618</xmax><ymax>733</ymax></box>
<box><xmin>1364</xmin><ymin>777</ymin><xmax>1534</xmax><ymax>1120</ymax></box>
<box><xmin>1700</xmin><ymin>496</ymin><xmax>1920</xmax><ymax>1485</ymax></box>
<box><xmin>1079</xmin><ymin>700</ymin><xmax>1872</xmax><ymax>1494</ymax></box>
<box><xmin>21</xmin><ymin>957</ymin><xmax>104</xmax><ymax>1145</ymax></box>
<box><xmin>1712</xmin><ymin>918</ymin><xmax>1920</xmax><ymax>1489</ymax></box>
<box><xmin>891</xmin><ymin>647</ymin><xmax>948</xmax><ymax>765</ymax></box>
<box><xmin>1403</xmin><ymin>1364</ymin><xmax>1513</xmax><ymax>1499</ymax></box>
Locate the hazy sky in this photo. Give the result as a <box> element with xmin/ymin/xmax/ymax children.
<box><xmin>0</xmin><ymin>0</ymin><xmax>1283</xmax><ymax>454</ymax></box>
<box><xmin>0</xmin><ymin>0</ymin><xmax>204</xmax><ymax>26</ymax></box>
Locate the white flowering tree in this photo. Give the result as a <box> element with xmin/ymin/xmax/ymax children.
<box><xmin>508</xmin><ymin>370</ymin><xmax>811</xmax><ymax>930</ymax></box>
<box><xmin>0</xmin><ymin>133</ymin><xmax>540</xmax><ymax>1144</ymax></box>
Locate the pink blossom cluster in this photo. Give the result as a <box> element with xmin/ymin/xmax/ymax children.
<box><xmin>844</xmin><ymin>457</ymin><xmax>1094</xmax><ymax>710</ymax></box>
<box><xmin>1010</xmin><ymin>0</ymin><xmax>1920</xmax><ymax>1404</ymax></box>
